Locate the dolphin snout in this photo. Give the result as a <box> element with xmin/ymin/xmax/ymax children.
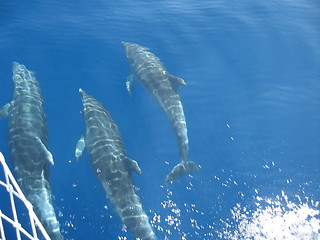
<box><xmin>79</xmin><ymin>88</ymin><xmax>86</xmax><ymax>99</ymax></box>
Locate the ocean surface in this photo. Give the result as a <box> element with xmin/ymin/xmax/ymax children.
<box><xmin>0</xmin><ymin>0</ymin><xmax>319</xmax><ymax>239</ymax></box>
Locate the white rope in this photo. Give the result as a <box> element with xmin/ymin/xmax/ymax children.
<box><xmin>0</xmin><ymin>152</ymin><xmax>51</xmax><ymax>240</ymax></box>
<box><xmin>0</xmin><ymin>211</ymin><xmax>6</xmax><ymax>240</ymax></box>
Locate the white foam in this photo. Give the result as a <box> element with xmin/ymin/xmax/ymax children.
<box><xmin>227</xmin><ymin>192</ymin><xmax>320</xmax><ymax>240</ymax></box>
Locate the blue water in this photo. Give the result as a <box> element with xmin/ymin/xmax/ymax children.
<box><xmin>0</xmin><ymin>0</ymin><xmax>319</xmax><ymax>239</ymax></box>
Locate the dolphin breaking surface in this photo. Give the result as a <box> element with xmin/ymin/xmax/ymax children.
<box><xmin>0</xmin><ymin>62</ymin><xmax>63</xmax><ymax>240</ymax></box>
<box><xmin>122</xmin><ymin>42</ymin><xmax>199</xmax><ymax>183</ymax></box>
<box><xmin>75</xmin><ymin>89</ymin><xmax>156</xmax><ymax>240</ymax></box>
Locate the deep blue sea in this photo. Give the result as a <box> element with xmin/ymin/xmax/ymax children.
<box><xmin>0</xmin><ymin>0</ymin><xmax>319</xmax><ymax>239</ymax></box>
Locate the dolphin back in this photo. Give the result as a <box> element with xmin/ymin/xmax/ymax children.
<box><xmin>122</xmin><ymin>42</ymin><xmax>199</xmax><ymax>183</ymax></box>
<box><xmin>2</xmin><ymin>62</ymin><xmax>63</xmax><ymax>240</ymax></box>
<box><xmin>78</xmin><ymin>89</ymin><xmax>156</xmax><ymax>240</ymax></box>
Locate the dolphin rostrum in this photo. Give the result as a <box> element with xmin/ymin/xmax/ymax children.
<box><xmin>0</xmin><ymin>62</ymin><xmax>63</xmax><ymax>239</ymax></box>
<box><xmin>75</xmin><ymin>89</ymin><xmax>156</xmax><ymax>240</ymax></box>
<box><xmin>122</xmin><ymin>42</ymin><xmax>199</xmax><ymax>183</ymax></box>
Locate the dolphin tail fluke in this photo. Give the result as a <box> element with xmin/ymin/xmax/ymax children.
<box><xmin>166</xmin><ymin>161</ymin><xmax>199</xmax><ymax>184</ymax></box>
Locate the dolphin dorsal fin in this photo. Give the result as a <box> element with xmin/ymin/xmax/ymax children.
<box><xmin>167</xmin><ymin>74</ymin><xmax>186</xmax><ymax>91</ymax></box>
<box><xmin>35</xmin><ymin>137</ymin><xmax>54</xmax><ymax>165</ymax></box>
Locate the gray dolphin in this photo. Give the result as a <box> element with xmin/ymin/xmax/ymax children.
<box><xmin>122</xmin><ymin>42</ymin><xmax>199</xmax><ymax>184</ymax></box>
<box><xmin>0</xmin><ymin>62</ymin><xmax>63</xmax><ymax>240</ymax></box>
<box><xmin>75</xmin><ymin>89</ymin><xmax>156</xmax><ymax>240</ymax></box>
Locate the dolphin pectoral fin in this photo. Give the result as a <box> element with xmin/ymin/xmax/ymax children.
<box><xmin>126</xmin><ymin>74</ymin><xmax>135</xmax><ymax>96</ymax></box>
<box><xmin>75</xmin><ymin>135</ymin><xmax>85</xmax><ymax>161</ymax></box>
<box><xmin>0</xmin><ymin>102</ymin><xmax>13</xmax><ymax>119</ymax></box>
<box><xmin>36</xmin><ymin>137</ymin><xmax>54</xmax><ymax>165</ymax></box>
<box><xmin>125</xmin><ymin>157</ymin><xmax>142</xmax><ymax>175</ymax></box>
<box><xmin>166</xmin><ymin>161</ymin><xmax>199</xmax><ymax>184</ymax></box>
<box><xmin>167</xmin><ymin>74</ymin><xmax>186</xmax><ymax>91</ymax></box>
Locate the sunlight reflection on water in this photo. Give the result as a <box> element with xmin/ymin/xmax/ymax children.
<box><xmin>224</xmin><ymin>191</ymin><xmax>320</xmax><ymax>240</ymax></box>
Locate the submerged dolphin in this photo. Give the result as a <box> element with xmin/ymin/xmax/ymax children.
<box><xmin>75</xmin><ymin>89</ymin><xmax>156</xmax><ymax>240</ymax></box>
<box><xmin>0</xmin><ymin>62</ymin><xmax>63</xmax><ymax>239</ymax></box>
<box><xmin>122</xmin><ymin>42</ymin><xmax>199</xmax><ymax>183</ymax></box>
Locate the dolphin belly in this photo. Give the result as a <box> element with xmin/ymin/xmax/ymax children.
<box><xmin>122</xmin><ymin>42</ymin><xmax>199</xmax><ymax>183</ymax></box>
<box><xmin>76</xmin><ymin>89</ymin><xmax>156</xmax><ymax>240</ymax></box>
<box><xmin>0</xmin><ymin>62</ymin><xmax>63</xmax><ymax>240</ymax></box>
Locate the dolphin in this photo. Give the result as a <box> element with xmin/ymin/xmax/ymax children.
<box><xmin>122</xmin><ymin>42</ymin><xmax>199</xmax><ymax>183</ymax></box>
<box><xmin>75</xmin><ymin>89</ymin><xmax>156</xmax><ymax>240</ymax></box>
<box><xmin>0</xmin><ymin>62</ymin><xmax>63</xmax><ymax>240</ymax></box>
